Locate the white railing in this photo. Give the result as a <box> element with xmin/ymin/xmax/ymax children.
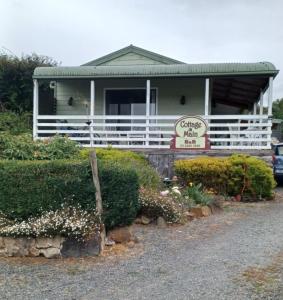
<box><xmin>36</xmin><ymin>114</ymin><xmax>272</xmax><ymax>150</ymax></box>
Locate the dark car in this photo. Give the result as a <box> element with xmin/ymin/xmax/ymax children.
<box><xmin>272</xmin><ymin>143</ymin><xmax>283</xmax><ymax>181</ymax></box>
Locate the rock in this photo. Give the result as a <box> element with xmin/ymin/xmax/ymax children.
<box><xmin>190</xmin><ymin>207</ymin><xmax>204</xmax><ymax>218</ymax></box>
<box><xmin>40</xmin><ymin>247</ymin><xmax>61</xmax><ymax>259</ymax></box>
<box><xmin>190</xmin><ymin>206</ymin><xmax>212</xmax><ymax>218</ymax></box>
<box><xmin>105</xmin><ymin>237</ymin><xmax>115</xmax><ymax>246</ymax></box>
<box><xmin>201</xmin><ymin>206</ymin><xmax>212</xmax><ymax>217</ymax></box>
<box><xmin>0</xmin><ymin>249</ymin><xmax>6</xmax><ymax>257</ymax></box>
<box><xmin>61</xmin><ymin>237</ymin><xmax>100</xmax><ymax>258</ymax></box>
<box><xmin>157</xmin><ymin>217</ymin><xmax>167</xmax><ymax>228</ymax></box>
<box><xmin>131</xmin><ymin>235</ymin><xmax>140</xmax><ymax>243</ymax></box>
<box><xmin>36</xmin><ymin>236</ymin><xmax>63</xmax><ymax>249</ymax></box>
<box><xmin>5</xmin><ymin>237</ymin><xmax>32</xmax><ymax>257</ymax></box>
<box><xmin>127</xmin><ymin>241</ymin><xmax>135</xmax><ymax>248</ymax></box>
<box><xmin>107</xmin><ymin>227</ymin><xmax>133</xmax><ymax>243</ymax></box>
<box><xmin>134</xmin><ymin>218</ymin><xmax>142</xmax><ymax>224</ymax></box>
<box><xmin>141</xmin><ymin>216</ymin><xmax>151</xmax><ymax>225</ymax></box>
<box><xmin>0</xmin><ymin>237</ymin><xmax>4</xmax><ymax>249</ymax></box>
<box><xmin>185</xmin><ymin>211</ymin><xmax>196</xmax><ymax>221</ymax></box>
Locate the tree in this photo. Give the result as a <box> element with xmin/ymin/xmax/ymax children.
<box><xmin>0</xmin><ymin>53</ymin><xmax>58</xmax><ymax>113</ymax></box>
<box><xmin>272</xmin><ymin>98</ymin><xmax>283</xmax><ymax>119</ymax></box>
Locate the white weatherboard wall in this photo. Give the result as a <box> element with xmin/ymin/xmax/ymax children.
<box><xmin>54</xmin><ymin>78</ymin><xmax>206</xmax><ymax>117</ymax></box>
<box><xmin>56</xmin><ymin>80</ymin><xmax>90</xmax><ymax>115</ymax></box>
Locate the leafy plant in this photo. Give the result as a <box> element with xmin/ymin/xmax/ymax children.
<box><xmin>0</xmin><ymin>53</ymin><xmax>57</xmax><ymax>113</ymax></box>
<box><xmin>81</xmin><ymin>148</ymin><xmax>161</xmax><ymax>189</ymax></box>
<box><xmin>139</xmin><ymin>188</ymin><xmax>183</xmax><ymax>223</ymax></box>
<box><xmin>0</xmin><ymin>111</ymin><xmax>32</xmax><ymax>134</ymax></box>
<box><xmin>182</xmin><ymin>183</ymin><xmax>213</xmax><ymax>207</ymax></box>
<box><xmin>0</xmin><ymin>133</ymin><xmax>80</xmax><ymax>160</ymax></box>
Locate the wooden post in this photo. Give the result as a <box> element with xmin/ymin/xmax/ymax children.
<box><xmin>33</xmin><ymin>79</ymin><xmax>39</xmax><ymax>140</ymax></box>
<box><xmin>268</xmin><ymin>77</ymin><xmax>273</xmax><ymax>116</ymax></box>
<box><xmin>146</xmin><ymin>79</ymin><xmax>151</xmax><ymax>146</ymax></box>
<box><xmin>90</xmin><ymin>80</ymin><xmax>95</xmax><ymax>147</ymax></box>
<box><xmin>259</xmin><ymin>90</ymin><xmax>264</xmax><ymax>116</ymax></box>
<box><xmin>205</xmin><ymin>78</ymin><xmax>210</xmax><ymax>117</ymax></box>
<box><xmin>90</xmin><ymin>150</ymin><xmax>105</xmax><ymax>252</ymax></box>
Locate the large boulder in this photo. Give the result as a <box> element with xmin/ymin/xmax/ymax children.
<box><xmin>107</xmin><ymin>227</ymin><xmax>133</xmax><ymax>243</ymax></box>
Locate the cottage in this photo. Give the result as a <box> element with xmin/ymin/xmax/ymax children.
<box><xmin>33</xmin><ymin>45</ymin><xmax>279</xmax><ymax>150</ymax></box>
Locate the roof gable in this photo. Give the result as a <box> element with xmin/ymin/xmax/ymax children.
<box><xmin>82</xmin><ymin>45</ymin><xmax>184</xmax><ymax>66</ymax></box>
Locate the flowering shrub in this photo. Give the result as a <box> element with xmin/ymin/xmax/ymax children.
<box><xmin>139</xmin><ymin>188</ymin><xmax>183</xmax><ymax>223</ymax></box>
<box><xmin>0</xmin><ymin>205</ymin><xmax>100</xmax><ymax>241</ymax></box>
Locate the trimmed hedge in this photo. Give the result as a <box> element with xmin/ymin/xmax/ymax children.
<box><xmin>0</xmin><ymin>159</ymin><xmax>139</xmax><ymax>229</ymax></box>
<box><xmin>175</xmin><ymin>155</ymin><xmax>276</xmax><ymax>199</ymax></box>
<box><xmin>80</xmin><ymin>148</ymin><xmax>161</xmax><ymax>189</ymax></box>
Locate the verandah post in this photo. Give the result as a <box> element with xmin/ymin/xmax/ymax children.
<box><xmin>146</xmin><ymin>79</ymin><xmax>151</xmax><ymax>146</ymax></box>
<box><xmin>267</xmin><ymin>77</ymin><xmax>273</xmax><ymax>148</ymax></box>
<box><xmin>90</xmin><ymin>80</ymin><xmax>95</xmax><ymax>147</ymax></box>
<box><xmin>204</xmin><ymin>78</ymin><xmax>210</xmax><ymax>143</ymax></box>
<box><xmin>204</xmin><ymin>78</ymin><xmax>210</xmax><ymax>117</ymax></box>
<box><xmin>33</xmin><ymin>79</ymin><xmax>39</xmax><ymax>140</ymax></box>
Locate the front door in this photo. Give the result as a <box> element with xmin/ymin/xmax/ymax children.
<box><xmin>105</xmin><ymin>88</ymin><xmax>156</xmax><ymax>130</ymax></box>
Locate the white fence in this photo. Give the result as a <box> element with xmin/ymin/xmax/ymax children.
<box><xmin>36</xmin><ymin>114</ymin><xmax>272</xmax><ymax>150</ymax></box>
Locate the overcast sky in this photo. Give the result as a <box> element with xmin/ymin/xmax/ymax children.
<box><xmin>1</xmin><ymin>0</ymin><xmax>282</xmax><ymax>101</ymax></box>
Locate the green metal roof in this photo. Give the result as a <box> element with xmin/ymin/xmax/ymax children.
<box><xmin>82</xmin><ymin>45</ymin><xmax>184</xmax><ymax>66</ymax></box>
<box><xmin>33</xmin><ymin>62</ymin><xmax>278</xmax><ymax>79</ymax></box>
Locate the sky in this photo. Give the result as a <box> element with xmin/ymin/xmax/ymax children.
<box><xmin>1</xmin><ymin>0</ymin><xmax>283</xmax><ymax>102</ymax></box>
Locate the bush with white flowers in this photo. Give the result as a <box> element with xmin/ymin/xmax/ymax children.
<box><xmin>0</xmin><ymin>205</ymin><xmax>100</xmax><ymax>241</ymax></box>
<box><xmin>139</xmin><ymin>188</ymin><xmax>183</xmax><ymax>223</ymax></box>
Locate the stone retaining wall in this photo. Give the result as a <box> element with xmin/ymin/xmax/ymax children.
<box><xmin>0</xmin><ymin>233</ymin><xmax>103</xmax><ymax>258</ymax></box>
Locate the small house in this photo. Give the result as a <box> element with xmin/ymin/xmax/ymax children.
<box><xmin>33</xmin><ymin>45</ymin><xmax>279</xmax><ymax>150</ymax></box>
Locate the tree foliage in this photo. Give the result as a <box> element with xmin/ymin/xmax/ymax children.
<box><xmin>272</xmin><ymin>98</ymin><xmax>283</xmax><ymax>120</ymax></box>
<box><xmin>0</xmin><ymin>53</ymin><xmax>57</xmax><ymax>113</ymax></box>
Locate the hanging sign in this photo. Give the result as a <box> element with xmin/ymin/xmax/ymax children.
<box><xmin>170</xmin><ymin>116</ymin><xmax>210</xmax><ymax>150</ymax></box>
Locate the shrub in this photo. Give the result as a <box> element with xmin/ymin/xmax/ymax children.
<box><xmin>182</xmin><ymin>183</ymin><xmax>213</xmax><ymax>206</ymax></box>
<box><xmin>228</xmin><ymin>154</ymin><xmax>276</xmax><ymax>199</ymax></box>
<box><xmin>175</xmin><ymin>157</ymin><xmax>231</xmax><ymax>195</ymax></box>
<box><xmin>80</xmin><ymin>148</ymin><xmax>160</xmax><ymax>189</ymax></box>
<box><xmin>0</xmin><ymin>205</ymin><xmax>100</xmax><ymax>241</ymax></box>
<box><xmin>138</xmin><ymin>188</ymin><xmax>183</xmax><ymax>223</ymax></box>
<box><xmin>0</xmin><ymin>111</ymin><xmax>32</xmax><ymax>134</ymax></box>
<box><xmin>0</xmin><ymin>159</ymin><xmax>139</xmax><ymax>229</ymax></box>
<box><xmin>0</xmin><ymin>133</ymin><xmax>80</xmax><ymax>160</ymax></box>
<box><xmin>175</xmin><ymin>155</ymin><xmax>275</xmax><ymax>200</ymax></box>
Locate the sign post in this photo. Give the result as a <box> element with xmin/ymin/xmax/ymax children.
<box><xmin>170</xmin><ymin>116</ymin><xmax>210</xmax><ymax>150</ymax></box>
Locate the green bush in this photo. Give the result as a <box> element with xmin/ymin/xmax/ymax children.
<box><xmin>175</xmin><ymin>155</ymin><xmax>275</xmax><ymax>200</ymax></box>
<box><xmin>138</xmin><ymin>188</ymin><xmax>183</xmax><ymax>223</ymax></box>
<box><xmin>0</xmin><ymin>159</ymin><xmax>139</xmax><ymax>229</ymax></box>
<box><xmin>182</xmin><ymin>183</ymin><xmax>213</xmax><ymax>207</ymax></box>
<box><xmin>80</xmin><ymin>148</ymin><xmax>160</xmax><ymax>189</ymax></box>
<box><xmin>228</xmin><ymin>154</ymin><xmax>276</xmax><ymax>199</ymax></box>
<box><xmin>0</xmin><ymin>133</ymin><xmax>80</xmax><ymax>160</ymax></box>
<box><xmin>175</xmin><ymin>157</ymin><xmax>231</xmax><ymax>195</ymax></box>
<box><xmin>0</xmin><ymin>111</ymin><xmax>32</xmax><ymax>134</ymax></box>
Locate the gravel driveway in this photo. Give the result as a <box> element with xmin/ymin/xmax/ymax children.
<box><xmin>1</xmin><ymin>189</ymin><xmax>283</xmax><ymax>300</ymax></box>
